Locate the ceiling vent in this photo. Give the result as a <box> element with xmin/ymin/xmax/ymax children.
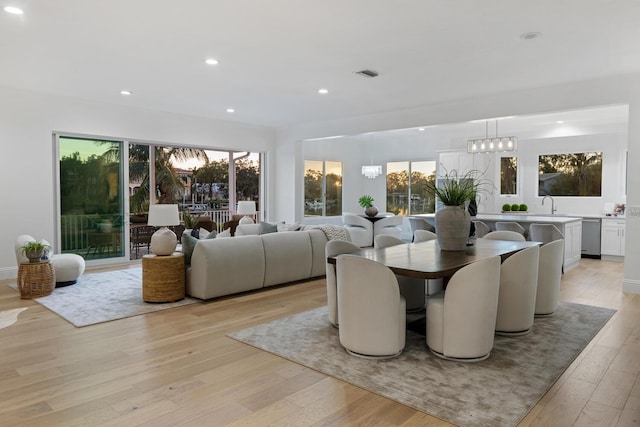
<box><xmin>355</xmin><ymin>69</ymin><xmax>379</xmax><ymax>78</ymax></box>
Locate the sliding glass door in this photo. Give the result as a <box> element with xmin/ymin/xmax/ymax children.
<box><xmin>57</xmin><ymin>136</ymin><xmax>127</xmax><ymax>263</ymax></box>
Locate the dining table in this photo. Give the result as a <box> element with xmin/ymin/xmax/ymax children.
<box><xmin>327</xmin><ymin>238</ymin><xmax>540</xmax><ymax>282</ymax></box>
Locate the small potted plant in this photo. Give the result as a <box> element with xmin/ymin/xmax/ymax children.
<box><xmin>358</xmin><ymin>195</ymin><xmax>378</xmax><ymax>217</ymax></box>
<box><xmin>21</xmin><ymin>241</ymin><xmax>50</xmax><ymax>263</ymax></box>
<box><xmin>502</xmin><ymin>203</ymin><xmax>512</xmax><ymax>212</ymax></box>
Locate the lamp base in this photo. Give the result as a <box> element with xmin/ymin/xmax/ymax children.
<box><xmin>239</xmin><ymin>215</ymin><xmax>254</xmax><ymax>224</ymax></box>
<box><xmin>150</xmin><ymin>227</ymin><xmax>178</xmax><ymax>256</ymax></box>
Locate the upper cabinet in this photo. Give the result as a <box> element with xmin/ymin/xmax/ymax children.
<box><xmin>438</xmin><ymin>150</ymin><xmax>496</xmax><ymax>212</ymax></box>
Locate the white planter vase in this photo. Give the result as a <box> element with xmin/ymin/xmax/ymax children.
<box><xmin>434</xmin><ymin>205</ymin><xmax>471</xmax><ymax>251</ymax></box>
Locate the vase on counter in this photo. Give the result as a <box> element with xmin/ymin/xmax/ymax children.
<box><xmin>435</xmin><ymin>205</ymin><xmax>471</xmax><ymax>251</ymax></box>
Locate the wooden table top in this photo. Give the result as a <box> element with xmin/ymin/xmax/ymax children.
<box><xmin>328</xmin><ymin>238</ymin><xmax>540</xmax><ymax>280</ymax></box>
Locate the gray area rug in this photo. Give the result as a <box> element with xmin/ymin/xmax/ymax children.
<box><xmin>8</xmin><ymin>268</ymin><xmax>198</xmax><ymax>327</ymax></box>
<box><xmin>228</xmin><ymin>302</ymin><xmax>615</xmax><ymax>427</ymax></box>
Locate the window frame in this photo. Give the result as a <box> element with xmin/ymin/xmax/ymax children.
<box><xmin>303</xmin><ymin>159</ymin><xmax>343</xmax><ymax>217</ymax></box>
<box><xmin>386</xmin><ymin>160</ymin><xmax>437</xmax><ymax>216</ymax></box>
<box><xmin>499</xmin><ymin>155</ymin><xmax>519</xmax><ymax>197</ymax></box>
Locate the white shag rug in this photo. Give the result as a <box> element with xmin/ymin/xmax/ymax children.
<box><xmin>8</xmin><ymin>268</ymin><xmax>198</xmax><ymax>327</ymax></box>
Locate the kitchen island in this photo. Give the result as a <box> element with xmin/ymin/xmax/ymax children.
<box><xmin>412</xmin><ymin>213</ymin><xmax>583</xmax><ymax>272</ymax></box>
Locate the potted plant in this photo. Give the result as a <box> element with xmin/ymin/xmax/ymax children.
<box><xmin>424</xmin><ymin>169</ymin><xmax>492</xmax><ymax>250</ymax></box>
<box><xmin>358</xmin><ymin>195</ymin><xmax>378</xmax><ymax>217</ymax></box>
<box><xmin>21</xmin><ymin>241</ymin><xmax>50</xmax><ymax>263</ymax></box>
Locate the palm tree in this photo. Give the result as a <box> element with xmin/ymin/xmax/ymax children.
<box><xmin>129</xmin><ymin>145</ymin><xmax>208</xmax><ymax>210</ymax></box>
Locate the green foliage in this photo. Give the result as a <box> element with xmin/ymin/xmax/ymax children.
<box><xmin>424</xmin><ymin>169</ymin><xmax>492</xmax><ymax>207</ymax></box>
<box><xmin>182</xmin><ymin>210</ymin><xmax>201</xmax><ymax>229</ymax></box>
<box><xmin>538</xmin><ymin>152</ymin><xmax>602</xmax><ymax>196</ymax></box>
<box><xmin>511</xmin><ymin>203</ymin><xmax>520</xmax><ymax>211</ymax></box>
<box><xmin>519</xmin><ymin>204</ymin><xmax>528</xmax><ymax>211</ymax></box>
<box><xmin>358</xmin><ymin>195</ymin><xmax>374</xmax><ymax>208</ymax></box>
<box><xmin>20</xmin><ymin>241</ymin><xmax>50</xmax><ymax>253</ymax></box>
<box><xmin>502</xmin><ymin>203</ymin><xmax>512</xmax><ymax>211</ymax></box>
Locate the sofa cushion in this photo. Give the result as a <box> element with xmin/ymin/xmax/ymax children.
<box><xmin>187</xmin><ymin>236</ymin><xmax>265</xmax><ymax>299</ymax></box>
<box><xmin>262</xmin><ymin>231</ymin><xmax>312</xmax><ymax>287</ymax></box>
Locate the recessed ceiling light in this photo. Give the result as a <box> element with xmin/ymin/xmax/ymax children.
<box><xmin>226</xmin><ymin>108</ymin><xmax>235</xmax><ymax>113</ymax></box>
<box><xmin>205</xmin><ymin>58</ymin><xmax>219</xmax><ymax>65</ymax></box>
<box><xmin>4</xmin><ymin>6</ymin><xmax>23</xmax><ymax>14</ymax></box>
<box><xmin>120</xmin><ymin>90</ymin><xmax>132</xmax><ymax>96</ymax></box>
<box><xmin>520</xmin><ymin>32</ymin><xmax>541</xmax><ymax>40</ymax></box>
<box><xmin>556</xmin><ymin>120</ymin><xmax>564</xmax><ymax>124</ymax></box>
<box><xmin>418</xmin><ymin>128</ymin><xmax>425</xmax><ymax>131</ymax></box>
<box><xmin>318</xmin><ymin>88</ymin><xmax>328</xmax><ymax>94</ymax></box>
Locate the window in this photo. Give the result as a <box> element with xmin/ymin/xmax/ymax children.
<box><xmin>500</xmin><ymin>156</ymin><xmax>517</xmax><ymax>195</ymax></box>
<box><xmin>304</xmin><ymin>160</ymin><xmax>342</xmax><ymax>216</ymax></box>
<box><xmin>386</xmin><ymin>161</ymin><xmax>436</xmax><ymax>215</ymax></box>
<box><xmin>538</xmin><ymin>152</ymin><xmax>602</xmax><ymax>196</ymax></box>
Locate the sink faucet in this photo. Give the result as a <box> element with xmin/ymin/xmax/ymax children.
<box><xmin>542</xmin><ymin>195</ymin><xmax>557</xmax><ymax>214</ymax></box>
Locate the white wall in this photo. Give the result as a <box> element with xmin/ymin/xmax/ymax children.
<box><xmin>0</xmin><ymin>86</ymin><xmax>275</xmax><ymax>279</ymax></box>
<box><xmin>275</xmin><ymin>72</ymin><xmax>640</xmax><ymax>293</ymax></box>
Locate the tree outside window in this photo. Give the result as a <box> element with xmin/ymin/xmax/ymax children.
<box><xmin>386</xmin><ymin>161</ymin><xmax>436</xmax><ymax>215</ymax></box>
<box><xmin>500</xmin><ymin>157</ymin><xmax>517</xmax><ymax>195</ymax></box>
<box><xmin>304</xmin><ymin>160</ymin><xmax>342</xmax><ymax>216</ymax></box>
<box><xmin>538</xmin><ymin>152</ymin><xmax>602</xmax><ymax>196</ymax></box>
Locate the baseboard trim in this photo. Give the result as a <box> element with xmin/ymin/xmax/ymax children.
<box><xmin>623</xmin><ymin>279</ymin><xmax>640</xmax><ymax>295</ymax></box>
<box><xmin>0</xmin><ymin>266</ymin><xmax>17</xmax><ymax>281</ymax></box>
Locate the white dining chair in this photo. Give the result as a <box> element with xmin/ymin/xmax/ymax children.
<box><xmin>535</xmin><ymin>239</ymin><xmax>564</xmax><ymax>316</ymax></box>
<box><xmin>482</xmin><ymin>230</ymin><xmax>526</xmax><ymax>242</ymax></box>
<box><xmin>495</xmin><ymin>245</ymin><xmax>540</xmax><ymax>336</ymax></box>
<box><xmin>374</xmin><ymin>235</ymin><xmax>426</xmax><ymax>311</ymax></box>
<box><xmin>426</xmin><ymin>256</ymin><xmax>501</xmax><ymax>362</ymax></box>
<box><xmin>337</xmin><ymin>254</ymin><xmax>406</xmax><ymax>359</ymax></box>
<box><xmin>325</xmin><ymin>240</ymin><xmax>361</xmax><ymax>327</ymax></box>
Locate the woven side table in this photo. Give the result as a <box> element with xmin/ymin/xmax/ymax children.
<box><xmin>142</xmin><ymin>252</ymin><xmax>185</xmax><ymax>303</ymax></box>
<box><xmin>17</xmin><ymin>261</ymin><xmax>56</xmax><ymax>299</ymax></box>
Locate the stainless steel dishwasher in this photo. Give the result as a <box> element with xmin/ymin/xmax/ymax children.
<box><xmin>581</xmin><ymin>218</ymin><xmax>601</xmax><ymax>258</ymax></box>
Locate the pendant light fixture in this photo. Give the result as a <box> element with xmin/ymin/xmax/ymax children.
<box><xmin>467</xmin><ymin>119</ymin><xmax>518</xmax><ymax>154</ymax></box>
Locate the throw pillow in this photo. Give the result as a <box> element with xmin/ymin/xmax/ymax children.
<box><xmin>39</xmin><ymin>238</ymin><xmax>52</xmax><ymax>260</ymax></box>
<box><xmin>259</xmin><ymin>222</ymin><xmax>278</xmax><ymax>235</ymax></box>
<box><xmin>190</xmin><ymin>228</ymin><xmax>200</xmax><ymax>238</ymax></box>
<box><xmin>277</xmin><ymin>222</ymin><xmax>301</xmax><ymax>232</ymax></box>
<box><xmin>203</xmin><ymin>230</ymin><xmax>217</xmax><ymax>239</ymax></box>
<box><xmin>199</xmin><ymin>228</ymin><xmax>210</xmax><ymax>239</ymax></box>
<box><xmin>181</xmin><ymin>233</ymin><xmax>199</xmax><ymax>265</ymax></box>
<box><xmin>217</xmin><ymin>228</ymin><xmax>231</xmax><ymax>238</ymax></box>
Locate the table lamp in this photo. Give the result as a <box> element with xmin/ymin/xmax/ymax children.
<box><xmin>147</xmin><ymin>204</ymin><xmax>180</xmax><ymax>256</ymax></box>
<box><xmin>237</xmin><ymin>201</ymin><xmax>256</xmax><ymax>224</ymax></box>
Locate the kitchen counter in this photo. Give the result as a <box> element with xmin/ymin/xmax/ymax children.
<box><xmin>475</xmin><ymin>214</ymin><xmax>583</xmax><ymax>224</ymax></box>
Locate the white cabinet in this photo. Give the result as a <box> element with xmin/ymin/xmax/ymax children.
<box><xmin>601</xmin><ymin>219</ymin><xmax>625</xmax><ymax>257</ymax></box>
<box><xmin>563</xmin><ymin>220</ymin><xmax>582</xmax><ymax>271</ymax></box>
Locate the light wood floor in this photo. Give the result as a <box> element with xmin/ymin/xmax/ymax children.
<box><xmin>0</xmin><ymin>259</ymin><xmax>637</xmax><ymax>426</ymax></box>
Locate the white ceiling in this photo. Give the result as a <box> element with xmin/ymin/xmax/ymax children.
<box><xmin>1</xmin><ymin>0</ymin><xmax>639</xmax><ymax>128</ymax></box>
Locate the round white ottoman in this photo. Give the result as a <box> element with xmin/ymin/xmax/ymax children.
<box><xmin>51</xmin><ymin>254</ymin><xmax>85</xmax><ymax>287</ymax></box>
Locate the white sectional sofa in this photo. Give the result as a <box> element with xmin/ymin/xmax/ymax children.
<box><xmin>186</xmin><ymin>228</ymin><xmax>328</xmax><ymax>300</ymax></box>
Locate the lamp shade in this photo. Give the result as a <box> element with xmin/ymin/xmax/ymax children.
<box><xmin>147</xmin><ymin>204</ymin><xmax>180</xmax><ymax>255</ymax></box>
<box><xmin>237</xmin><ymin>201</ymin><xmax>256</xmax><ymax>215</ymax></box>
<box><xmin>147</xmin><ymin>204</ymin><xmax>180</xmax><ymax>226</ymax></box>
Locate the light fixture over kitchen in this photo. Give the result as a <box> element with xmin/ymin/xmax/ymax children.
<box><xmin>467</xmin><ymin>119</ymin><xmax>518</xmax><ymax>154</ymax></box>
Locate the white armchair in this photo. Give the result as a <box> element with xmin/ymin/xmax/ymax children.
<box><xmin>337</xmin><ymin>254</ymin><xmax>406</xmax><ymax>359</ymax></box>
<box><xmin>426</xmin><ymin>256</ymin><xmax>501</xmax><ymax>362</ymax></box>
<box><xmin>342</xmin><ymin>214</ymin><xmax>373</xmax><ymax>247</ymax></box>
<box><xmin>15</xmin><ymin>234</ymin><xmax>85</xmax><ymax>286</ymax></box>
<box><xmin>373</xmin><ymin>215</ymin><xmax>403</xmax><ymax>240</ymax></box>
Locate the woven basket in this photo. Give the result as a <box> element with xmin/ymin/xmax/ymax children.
<box><xmin>17</xmin><ymin>262</ymin><xmax>56</xmax><ymax>299</ymax></box>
